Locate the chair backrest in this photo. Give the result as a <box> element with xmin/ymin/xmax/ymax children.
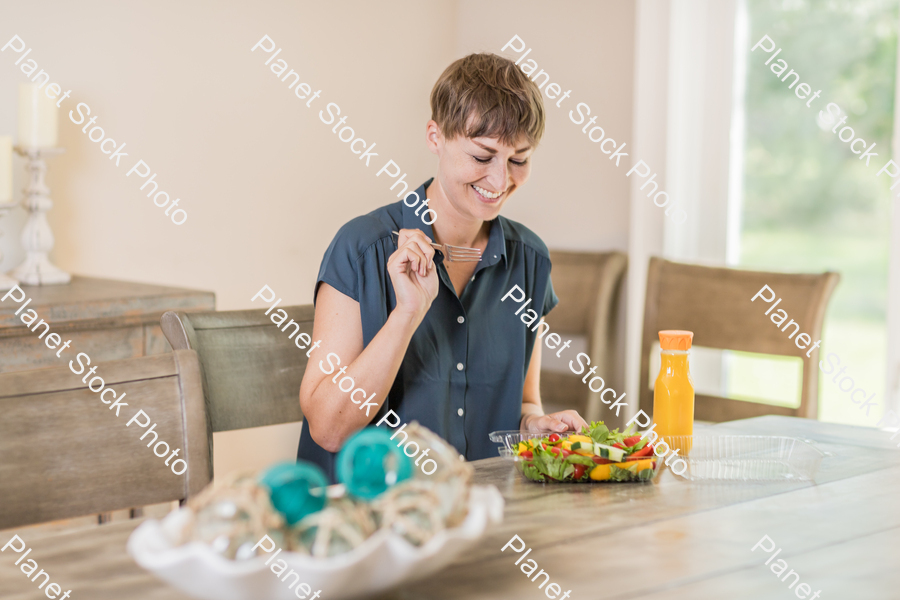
<box><xmin>160</xmin><ymin>306</ymin><xmax>310</xmax><ymax>467</ymax></box>
<box><xmin>640</xmin><ymin>256</ymin><xmax>840</xmax><ymax>422</ymax></box>
<box><xmin>540</xmin><ymin>250</ymin><xmax>627</xmax><ymax>421</ymax></box>
<box><xmin>0</xmin><ymin>350</ymin><xmax>209</xmax><ymax>529</ymax></box>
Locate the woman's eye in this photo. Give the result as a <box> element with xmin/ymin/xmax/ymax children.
<box><xmin>472</xmin><ymin>155</ymin><xmax>527</xmax><ymax>165</ymax></box>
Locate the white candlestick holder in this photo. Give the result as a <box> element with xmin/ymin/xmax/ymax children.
<box><xmin>12</xmin><ymin>146</ymin><xmax>70</xmax><ymax>285</ymax></box>
<box><xmin>0</xmin><ymin>201</ymin><xmax>19</xmax><ymax>291</ymax></box>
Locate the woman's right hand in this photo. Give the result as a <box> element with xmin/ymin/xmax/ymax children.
<box><xmin>388</xmin><ymin>228</ymin><xmax>440</xmax><ymax>320</ymax></box>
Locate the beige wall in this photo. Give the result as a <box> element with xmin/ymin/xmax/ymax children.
<box><xmin>455</xmin><ymin>0</ymin><xmax>635</xmax><ymax>253</ymax></box>
<box><xmin>0</xmin><ymin>0</ymin><xmax>636</xmax><ymax>476</ymax></box>
<box><xmin>1</xmin><ymin>0</ymin><xmax>458</xmax><ymax>310</ymax></box>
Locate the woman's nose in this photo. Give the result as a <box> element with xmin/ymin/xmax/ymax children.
<box><xmin>487</xmin><ymin>161</ymin><xmax>508</xmax><ymax>191</ymax></box>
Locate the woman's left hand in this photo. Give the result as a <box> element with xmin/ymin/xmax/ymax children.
<box><xmin>522</xmin><ymin>410</ymin><xmax>589</xmax><ymax>434</ymax></box>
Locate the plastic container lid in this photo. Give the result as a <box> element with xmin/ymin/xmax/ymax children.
<box><xmin>259</xmin><ymin>461</ymin><xmax>328</xmax><ymax>525</ymax></box>
<box><xmin>662</xmin><ymin>435</ymin><xmax>825</xmax><ymax>481</ymax></box>
<box><xmin>337</xmin><ymin>427</ymin><xmax>412</xmax><ymax>500</ymax></box>
<box><xmin>659</xmin><ymin>330</ymin><xmax>693</xmax><ymax>351</ymax></box>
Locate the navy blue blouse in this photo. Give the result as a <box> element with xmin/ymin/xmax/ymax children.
<box><xmin>297</xmin><ymin>179</ymin><xmax>558</xmax><ymax>481</ymax></box>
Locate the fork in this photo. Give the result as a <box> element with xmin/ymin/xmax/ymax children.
<box><xmin>391</xmin><ymin>231</ymin><xmax>482</xmax><ymax>263</ymax></box>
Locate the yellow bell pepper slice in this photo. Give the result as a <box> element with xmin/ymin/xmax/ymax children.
<box><xmin>589</xmin><ymin>464</ymin><xmax>612</xmax><ymax>481</ymax></box>
<box><xmin>568</xmin><ymin>434</ymin><xmax>593</xmax><ymax>445</ymax></box>
<box><xmin>627</xmin><ymin>459</ymin><xmax>656</xmax><ymax>472</ymax></box>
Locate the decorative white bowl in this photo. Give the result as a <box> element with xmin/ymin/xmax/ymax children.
<box><xmin>127</xmin><ymin>485</ymin><xmax>505</xmax><ymax>600</ymax></box>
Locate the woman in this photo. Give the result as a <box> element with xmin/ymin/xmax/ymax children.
<box><xmin>297</xmin><ymin>52</ymin><xmax>588</xmax><ymax>480</ymax></box>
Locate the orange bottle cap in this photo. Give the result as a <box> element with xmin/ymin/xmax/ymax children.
<box><xmin>659</xmin><ymin>330</ymin><xmax>693</xmax><ymax>351</ymax></box>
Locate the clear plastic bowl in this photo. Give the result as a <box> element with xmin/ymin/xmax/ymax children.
<box><xmin>661</xmin><ymin>435</ymin><xmax>825</xmax><ymax>482</ymax></box>
<box><xmin>488</xmin><ymin>430</ymin><xmax>664</xmax><ymax>484</ymax></box>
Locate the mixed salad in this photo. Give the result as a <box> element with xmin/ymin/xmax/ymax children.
<box><xmin>514</xmin><ymin>421</ymin><xmax>658</xmax><ymax>483</ymax></box>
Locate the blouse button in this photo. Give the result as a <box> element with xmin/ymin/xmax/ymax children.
<box><xmin>457</xmin><ymin>408</ymin><xmax>464</xmax><ymax>417</ymax></box>
<box><xmin>457</xmin><ymin>316</ymin><xmax>465</xmax><ymax>324</ymax></box>
<box><xmin>456</xmin><ymin>363</ymin><xmax>464</xmax><ymax>371</ymax></box>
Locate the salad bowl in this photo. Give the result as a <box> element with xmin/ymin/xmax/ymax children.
<box><xmin>490</xmin><ymin>422</ymin><xmax>665</xmax><ymax>484</ymax></box>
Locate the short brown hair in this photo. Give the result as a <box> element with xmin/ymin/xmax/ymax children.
<box><xmin>430</xmin><ymin>53</ymin><xmax>545</xmax><ymax>147</ymax></box>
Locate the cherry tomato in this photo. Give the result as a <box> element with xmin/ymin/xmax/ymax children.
<box><xmin>520</xmin><ymin>450</ymin><xmax>533</xmax><ymax>460</ymax></box>
<box><xmin>572</xmin><ymin>464</ymin><xmax>587</xmax><ymax>479</ymax></box>
<box><xmin>548</xmin><ymin>433</ymin><xmax>561</xmax><ymax>443</ymax></box>
<box><xmin>591</xmin><ymin>456</ymin><xmax>612</xmax><ymax>464</ymax></box>
<box><xmin>550</xmin><ymin>447</ymin><xmax>572</xmax><ymax>458</ymax></box>
<box><xmin>623</xmin><ymin>435</ymin><xmax>642</xmax><ymax>447</ymax></box>
<box><xmin>612</xmin><ymin>442</ymin><xmax>624</xmax><ymax>449</ymax></box>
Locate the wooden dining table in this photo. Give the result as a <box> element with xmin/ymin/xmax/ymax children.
<box><xmin>3</xmin><ymin>415</ymin><xmax>899</xmax><ymax>599</ymax></box>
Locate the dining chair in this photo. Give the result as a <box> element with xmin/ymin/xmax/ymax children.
<box><xmin>540</xmin><ymin>250</ymin><xmax>627</xmax><ymax>422</ymax></box>
<box><xmin>0</xmin><ymin>349</ymin><xmax>209</xmax><ymax>529</ymax></box>
<box><xmin>639</xmin><ymin>256</ymin><xmax>840</xmax><ymax>422</ymax></box>
<box><xmin>160</xmin><ymin>305</ymin><xmax>311</xmax><ymax>477</ymax></box>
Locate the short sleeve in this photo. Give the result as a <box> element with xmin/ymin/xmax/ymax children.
<box><xmin>315</xmin><ymin>217</ymin><xmax>387</xmax><ymax>305</ymax></box>
<box><xmin>542</xmin><ymin>270</ymin><xmax>559</xmax><ymax>317</ymax></box>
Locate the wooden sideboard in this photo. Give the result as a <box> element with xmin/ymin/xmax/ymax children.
<box><xmin>0</xmin><ymin>276</ymin><xmax>215</xmax><ymax>373</ymax></box>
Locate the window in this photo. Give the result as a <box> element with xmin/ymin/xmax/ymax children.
<box><xmin>729</xmin><ymin>0</ymin><xmax>898</xmax><ymax>425</ymax></box>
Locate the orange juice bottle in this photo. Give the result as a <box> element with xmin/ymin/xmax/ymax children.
<box><xmin>653</xmin><ymin>330</ymin><xmax>694</xmax><ymax>454</ymax></box>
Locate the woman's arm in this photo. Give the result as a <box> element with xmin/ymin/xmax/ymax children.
<box><xmin>520</xmin><ymin>340</ymin><xmax>589</xmax><ymax>434</ymax></box>
<box><xmin>299</xmin><ymin>229</ymin><xmax>438</xmax><ymax>452</ymax></box>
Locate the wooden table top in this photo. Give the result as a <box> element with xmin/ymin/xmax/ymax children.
<box><xmin>2</xmin><ymin>415</ymin><xmax>898</xmax><ymax>599</ymax></box>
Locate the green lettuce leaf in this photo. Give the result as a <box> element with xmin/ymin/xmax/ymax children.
<box><xmin>521</xmin><ymin>461</ymin><xmax>544</xmax><ymax>482</ymax></box>
<box><xmin>544</xmin><ymin>455</ymin><xmax>574</xmax><ymax>480</ymax></box>
<box><xmin>565</xmin><ymin>454</ymin><xmax>596</xmax><ymax>466</ymax></box>
<box><xmin>588</xmin><ymin>422</ymin><xmax>610</xmax><ymax>445</ymax></box>
<box><xmin>530</xmin><ymin>449</ymin><xmax>575</xmax><ymax>481</ymax></box>
<box><xmin>609</xmin><ymin>465</ymin><xmax>637</xmax><ymax>482</ymax></box>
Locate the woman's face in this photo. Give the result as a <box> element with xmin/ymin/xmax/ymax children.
<box><xmin>427</xmin><ymin>120</ymin><xmax>534</xmax><ymax>222</ymax></box>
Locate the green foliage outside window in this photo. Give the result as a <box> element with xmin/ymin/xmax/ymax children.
<box><xmin>732</xmin><ymin>0</ymin><xmax>897</xmax><ymax>423</ymax></box>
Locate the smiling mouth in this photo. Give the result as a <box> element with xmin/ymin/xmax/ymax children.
<box><xmin>472</xmin><ymin>184</ymin><xmax>504</xmax><ymax>201</ymax></box>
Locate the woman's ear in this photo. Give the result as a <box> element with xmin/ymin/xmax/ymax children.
<box><xmin>425</xmin><ymin>120</ymin><xmax>442</xmax><ymax>155</ymax></box>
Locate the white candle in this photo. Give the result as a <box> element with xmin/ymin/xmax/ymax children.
<box><xmin>18</xmin><ymin>83</ymin><xmax>58</xmax><ymax>148</ymax></box>
<box><xmin>0</xmin><ymin>136</ymin><xmax>12</xmax><ymax>203</ymax></box>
